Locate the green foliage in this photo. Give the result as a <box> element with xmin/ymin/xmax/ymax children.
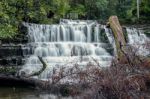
<box><xmin>95</xmin><ymin>0</ymin><xmax>108</xmax><ymax>19</ymax></box>
<box><xmin>0</xmin><ymin>0</ymin><xmax>71</xmax><ymax>38</ymax></box>
<box><xmin>0</xmin><ymin>66</ymin><xmax>17</xmax><ymax>74</ymax></box>
<box><xmin>126</xmin><ymin>0</ymin><xmax>150</xmax><ymax>22</ymax></box>
<box><xmin>140</xmin><ymin>0</ymin><xmax>150</xmax><ymax>18</ymax></box>
<box><xmin>0</xmin><ymin>1</ymin><xmax>17</xmax><ymax>39</ymax></box>
<box><xmin>0</xmin><ymin>24</ymin><xmax>17</xmax><ymax>39</ymax></box>
<box><xmin>0</xmin><ymin>0</ymin><xmax>150</xmax><ymax>39</ymax></box>
<box><xmin>69</xmin><ymin>4</ymin><xmax>85</xmax><ymax>16</ymax></box>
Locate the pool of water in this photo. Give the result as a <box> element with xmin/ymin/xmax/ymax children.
<box><xmin>0</xmin><ymin>87</ymin><xmax>72</xmax><ymax>99</ymax></box>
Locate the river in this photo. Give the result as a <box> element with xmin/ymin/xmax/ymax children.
<box><xmin>0</xmin><ymin>87</ymin><xmax>72</xmax><ymax>99</ymax></box>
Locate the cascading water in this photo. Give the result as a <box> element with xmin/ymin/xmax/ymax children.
<box><xmin>19</xmin><ymin>19</ymin><xmax>150</xmax><ymax>82</ymax></box>
<box><xmin>126</xmin><ymin>27</ymin><xmax>150</xmax><ymax>56</ymax></box>
<box><xmin>20</xmin><ymin>19</ymin><xmax>114</xmax><ymax>80</ymax></box>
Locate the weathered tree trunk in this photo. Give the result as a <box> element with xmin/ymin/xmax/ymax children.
<box><xmin>108</xmin><ymin>16</ymin><xmax>126</xmax><ymax>60</ymax></box>
<box><xmin>108</xmin><ymin>16</ymin><xmax>150</xmax><ymax>65</ymax></box>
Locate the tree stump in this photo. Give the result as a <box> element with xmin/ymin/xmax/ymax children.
<box><xmin>109</xmin><ymin>16</ymin><xmax>126</xmax><ymax>61</ymax></box>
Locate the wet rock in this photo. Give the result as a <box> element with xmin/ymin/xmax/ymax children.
<box><xmin>0</xmin><ymin>44</ymin><xmax>29</xmax><ymax>66</ymax></box>
<box><xmin>18</xmin><ymin>23</ymin><xmax>28</xmax><ymax>35</ymax></box>
<box><xmin>0</xmin><ymin>45</ymin><xmax>23</xmax><ymax>58</ymax></box>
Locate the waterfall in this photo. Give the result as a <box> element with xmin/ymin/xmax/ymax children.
<box><xmin>20</xmin><ymin>20</ymin><xmax>113</xmax><ymax>80</ymax></box>
<box><xmin>20</xmin><ymin>20</ymin><xmax>150</xmax><ymax>81</ymax></box>
<box><xmin>126</xmin><ymin>27</ymin><xmax>150</xmax><ymax>56</ymax></box>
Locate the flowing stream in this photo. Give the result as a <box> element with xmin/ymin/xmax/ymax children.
<box><xmin>126</xmin><ymin>27</ymin><xmax>150</xmax><ymax>56</ymax></box>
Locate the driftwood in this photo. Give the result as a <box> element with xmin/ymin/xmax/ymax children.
<box><xmin>0</xmin><ymin>56</ymin><xmax>47</xmax><ymax>88</ymax></box>
<box><xmin>27</xmin><ymin>56</ymin><xmax>47</xmax><ymax>77</ymax></box>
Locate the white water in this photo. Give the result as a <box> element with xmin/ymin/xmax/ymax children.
<box><xmin>20</xmin><ymin>20</ymin><xmax>113</xmax><ymax>80</ymax></box>
<box><xmin>126</xmin><ymin>27</ymin><xmax>150</xmax><ymax>56</ymax></box>
<box><xmin>20</xmin><ymin>19</ymin><xmax>150</xmax><ymax>81</ymax></box>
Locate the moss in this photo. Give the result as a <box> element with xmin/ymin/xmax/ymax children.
<box><xmin>0</xmin><ymin>66</ymin><xmax>18</xmax><ymax>75</ymax></box>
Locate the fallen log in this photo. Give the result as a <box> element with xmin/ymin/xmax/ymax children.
<box><xmin>0</xmin><ymin>56</ymin><xmax>47</xmax><ymax>88</ymax></box>
<box><xmin>0</xmin><ymin>75</ymin><xmax>45</xmax><ymax>88</ymax></box>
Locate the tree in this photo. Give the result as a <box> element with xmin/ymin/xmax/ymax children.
<box><xmin>137</xmin><ymin>0</ymin><xmax>140</xmax><ymax>19</ymax></box>
<box><xmin>82</xmin><ymin>0</ymin><xmax>108</xmax><ymax>19</ymax></box>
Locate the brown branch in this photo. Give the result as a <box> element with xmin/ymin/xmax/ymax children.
<box><xmin>27</xmin><ymin>56</ymin><xmax>47</xmax><ymax>77</ymax></box>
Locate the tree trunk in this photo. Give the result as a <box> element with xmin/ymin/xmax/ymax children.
<box><xmin>109</xmin><ymin>16</ymin><xmax>126</xmax><ymax>60</ymax></box>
